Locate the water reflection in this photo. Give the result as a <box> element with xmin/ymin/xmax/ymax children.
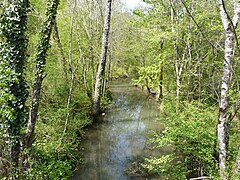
<box><xmin>72</xmin><ymin>80</ymin><xmax>163</xmax><ymax>180</ymax></box>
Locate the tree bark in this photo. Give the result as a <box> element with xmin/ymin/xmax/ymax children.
<box><xmin>25</xmin><ymin>0</ymin><xmax>59</xmax><ymax>148</ymax></box>
<box><xmin>93</xmin><ymin>0</ymin><xmax>113</xmax><ymax>117</ymax></box>
<box><xmin>218</xmin><ymin>0</ymin><xmax>240</xmax><ymax>179</ymax></box>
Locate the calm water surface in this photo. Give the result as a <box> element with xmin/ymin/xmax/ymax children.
<box><xmin>72</xmin><ymin>79</ymin><xmax>163</xmax><ymax>180</ymax></box>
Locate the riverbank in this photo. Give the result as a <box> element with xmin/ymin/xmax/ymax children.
<box><xmin>22</xmin><ymin>90</ymin><xmax>92</xmax><ymax>179</ymax></box>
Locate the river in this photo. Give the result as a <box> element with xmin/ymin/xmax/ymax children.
<box><xmin>72</xmin><ymin>79</ymin><xmax>164</xmax><ymax>179</ymax></box>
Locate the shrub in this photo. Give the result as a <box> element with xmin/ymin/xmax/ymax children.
<box><xmin>143</xmin><ymin>99</ymin><xmax>219</xmax><ymax>179</ymax></box>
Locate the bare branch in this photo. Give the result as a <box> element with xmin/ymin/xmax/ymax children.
<box><xmin>180</xmin><ymin>0</ymin><xmax>221</xmax><ymax>52</ymax></box>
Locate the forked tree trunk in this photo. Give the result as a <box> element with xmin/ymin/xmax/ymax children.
<box><xmin>218</xmin><ymin>0</ymin><xmax>240</xmax><ymax>179</ymax></box>
<box><xmin>93</xmin><ymin>0</ymin><xmax>113</xmax><ymax>117</ymax></box>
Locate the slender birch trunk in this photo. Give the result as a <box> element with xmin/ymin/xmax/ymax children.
<box><xmin>93</xmin><ymin>0</ymin><xmax>112</xmax><ymax>117</ymax></box>
<box><xmin>90</xmin><ymin>0</ymin><xmax>95</xmax><ymax>98</ymax></box>
<box><xmin>218</xmin><ymin>1</ymin><xmax>240</xmax><ymax>179</ymax></box>
<box><xmin>170</xmin><ymin>0</ymin><xmax>181</xmax><ymax>104</ymax></box>
<box><xmin>63</xmin><ymin>9</ymin><xmax>77</xmax><ymax>136</ymax></box>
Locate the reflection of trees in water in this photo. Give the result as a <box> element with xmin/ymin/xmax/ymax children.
<box><xmin>74</xmin><ymin>84</ymin><xmax>161</xmax><ymax>179</ymax></box>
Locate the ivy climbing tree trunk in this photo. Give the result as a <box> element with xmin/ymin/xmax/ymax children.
<box><xmin>218</xmin><ymin>0</ymin><xmax>240</xmax><ymax>179</ymax></box>
<box><xmin>25</xmin><ymin>0</ymin><xmax>59</xmax><ymax>148</ymax></box>
<box><xmin>93</xmin><ymin>0</ymin><xmax>113</xmax><ymax>117</ymax></box>
<box><xmin>0</xmin><ymin>0</ymin><xmax>29</xmax><ymax>176</ymax></box>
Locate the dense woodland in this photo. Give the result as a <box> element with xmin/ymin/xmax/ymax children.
<box><xmin>1</xmin><ymin>0</ymin><xmax>240</xmax><ymax>179</ymax></box>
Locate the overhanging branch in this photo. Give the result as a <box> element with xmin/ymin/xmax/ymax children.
<box><xmin>180</xmin><ymin>0</ymin><xmax>222</xmax><ymax>52</ymax></box>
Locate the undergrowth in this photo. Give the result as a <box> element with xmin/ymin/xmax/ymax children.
<box><xmin>23</xmin><ymin>90</ymin><xmax>92</xmax><ymax>179</ymax></box>
<box><xmin>143</xmin><ymin>98</ymin><xmax>219</xmax><ymax>179</ymax></box>
<box><xmin>143</xmin><ymin>97</ymin><xmax>240</xmax><ymax>179</ymax></box>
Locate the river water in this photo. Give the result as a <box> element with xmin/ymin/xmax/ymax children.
<box><xmin>72</xmin><ymin>79</ymin><xmax>164</xmax><ymax>180</ymax></box>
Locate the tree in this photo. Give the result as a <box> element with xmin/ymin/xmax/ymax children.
<box><xmin>0</xmin><ymin>0</ymin><xmax>29</xmax><ymax>175</ymax></box>
<box><xmin>93</xmin><ymin>0</ymin><xmax>113</xmax><ymax>117</ymax></box>
<box><xmin>130</xmin><ymin>0</ymin><xmax>239</xmax><ymax>178</ymax></box>
<box><xmin>218</xmin><ymin>0</ymin><xmax>240</xmax><ymax>179</ymax></box>
<box><xmin>25</xmin><ymin>0</ymin><xmax>59</xmax><ymax>148</ymax></box>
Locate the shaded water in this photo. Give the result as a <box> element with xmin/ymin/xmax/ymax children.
<box><xmin>73</xmin><ymin>79</ymin><xmax>164</xmax><ymax>180</ymax></box>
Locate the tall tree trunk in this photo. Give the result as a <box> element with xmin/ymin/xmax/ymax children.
<box><xmin>170</xmin><ymin>0</ymin><xmax>181</xmax><ymax>105</ymax></box>
<box><xmin>218</xmin><ymin>0</ymin><xmax>240</xmax><ymax>179</ymax></box>
<box><xmin>90</xmin><ymin>0</ymin><xmax>95</xmax><ymax>99</ymax></box>
<box><xmin>157</xmin><ymin>40</ymin><xmax>164</xmax><ymax>101</ymax></box>
<box><xmin>25</xmin><ymin>0</ymin><xmax>59</xmax><ymax>148</ymax></box>
<box><xmin>0</xmin><ymin>0</ymin><xmax>29</xmax><ymax>175</ymax></box>
<box><xmin>186</xmin><ymin>23</ymin><xmax>192</xmax><ymax>102</ymax></box>
<box><xmin>77</xmin><ymin>0</ymin><xmax>95</xmax><ymax>99</ymax></box>
<box><xmin>63</xmin><ymin>13</ymin><xmax>74</xmax><ymax>136</ymax></box>
<box><xmin>63</xmin><ymin>3</ymin><xmax>80</xmax><ymax>136</ymax></box>
<box><xmin>93</xmin><ymin>0</ymin><xmax>113</xmax><ymax>117</ymax></box>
